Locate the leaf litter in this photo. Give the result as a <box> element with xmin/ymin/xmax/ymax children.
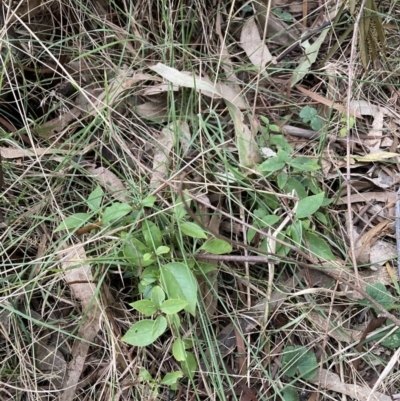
<box><xmin>1</xmin><ymin>1</ymin><xmax>400</xmax><ymax>400</ymax></box>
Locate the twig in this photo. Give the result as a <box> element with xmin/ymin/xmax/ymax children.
<box><xmin>396</xmin><ymin>187</ymin><xmax>400</xmax><ymax>278</ymax></box>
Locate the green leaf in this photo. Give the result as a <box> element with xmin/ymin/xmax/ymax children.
<box><xmin>289</xmin><ymin>221</ymin><xmax>302</xmax><ymax>246</ymax></box>
<box><xmin>181</xmin><ymin>351</ymin><xmax>197</xmax><ymax>379</ymax></box>
<box><xmin>289</xmin><ymin>157</ymin><xmax>320</xmax><ymax>171</ymax></box>
<box><xmin>315</xmin><ymin>211</ymin><xmax>328</xmax><ymax>225</ymax></box>
<box><xmin>284</xmin><ymin>177</ymin><xmax>307</xmax><ymax>199</ymax></box>
<box><xmin>261</xmin><ymin>214</ymin><xmax>280</xmax><ymax>226</ymax></box>
<box><xmin>151</xmin><ymin>286</ymin><xmax>165</xmax><ymax>307</ymax></box>
<box><xmin>300</xmin><ymin>106</ymin><xmax>317</xmax><ymax>123</ymax></box>
<box><xmin>152</xmin><ymin>315</ymin><xmax>167</xmax><ymax>339</ymax></box>
<box><xmin>103</xmin><ymin>202</ymin><xmax>132</xmax><ymax>225</ymax></box>
<box><xmin>142</xmin><ymin>195</ymin><xmax>157</xmax><ymax>208</ymax></box>
<box><xmin>160</xmin><ymin>262</ymin><xmax>197</xmax><ymax>316</ymax></box>
<box><xmin>130</xmin><ymin>300</ymin><xmax>158</xmax><ymax>316</ymax></box>
<box><xmin>270</xmin><ymin>135</ymin><xmax>293</xmax><ymax>152</ymax></box>
<box><xmin>282</xmin><ymin>386</ymin><xmax>299</xmax><ymax>401</ymax></box>
<box><xmin>54</xmin><ymin>213</ymin><xmax>91</xmax><ymax>232</ymax></box>
<box><xmin>161</xmin><ymin>371</ymin><xmax>183</xmax><ymax>386</ymax></box>
<box><xmin>296</xmin><ymin>192</ymin><xmax>324</xmax><ymax>219</ymax></box>
<box><xmin>180</xmin><ymin>222</ymin><xmax>207</xmax><ymax>239</ymax></box>
<box><xmin>172</xmin><ymin>338</ymin><xmax>187</xmax><ymax>361</ymax></box>
<box><xmin>175</xmin><ymin>192</ymin><xmax>191</xmax><ymax>221</ymax></box>
<box><xmin>310</xmin><ymin>116</ymin><xmax>324</xmax><ymax>131</ymax></box>
<box><xmin>381</xmin><ymin>329</ymin><xmax>400</xmax><ymax>349</ymax></box>
<box><xmin>364</xmin><ymin>283</ymin><xmax>393</xmax><ymax>312</ymax></box>
<box><xmin>160</xmin><ymin>299</ymin><xmax>189</xmax><ymax>315</ymax></box>
<box><xmin>122</xmin><ymin>318</ymin><xmax>167</xmax><ymax>346</ymax></box>
<box><xmin>282</xmin><ymin>345</ymin><xmax>318</xmax><ymax>380</ymax></box>
<box><xmin>277</xmin><ymin>149</ymin><xmax>290</xmax><ymax>163</ymax></box>
<box><xmin>200</xmin><ymin>239</ymin><xmax>232</xmax><ymax>255</ymax></box>
<box><xmin>86</xmin><ymin>186</ymin><xmax>103</xmax><ymax>212</ymax></box>
<box><xmin>139</xmin><ymin>368</ymin><xmax>152</xmax><ymax>382</ymax></box>
<box><xmin>123</xmin><ymin>238</ymin><xmax>153</xmax><ymax>268</ymax></box>
<box><xmin>156</xmin><ymin>246</ymin><xmax>170</xmax><ymax>255</ymax></box>
<box><xmin>259</xmin><ymin>157</ymin><xmax>285</xmax><ymax>172</ymax></box>
<box><xmin>277</xmin><ymin>171</ymin><xmax>287</xmax><ymax>189</ymax></box>
<box><xmin>304</xmin><ymin>231</ymin><xmax>335</xmax><ymax>260</ymax></box>
<box><xmin>167</xmin><ymin>313</ymin><xmax>181</xmax><ymax>334</ymax></box>
<box><xmin>142</xmin><ymin>221</ymin><xmax>163</xmax><ymax>249</ymax></box>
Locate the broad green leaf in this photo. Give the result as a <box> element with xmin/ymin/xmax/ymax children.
<box><xmin>86</xmin><ymin>186</ymin><xmax>103</xmax><ymax>212</ymax></box>
<box><xmin>156</xmin><ymin>246</ymin><xmax>170</xmax><ymax>255</ymax></box>
<box><xmin>180</xmin><ymin>351</ymin><xmax>197</xmax><ymax>379</ymax></box>
<box><xmin>296</xmin><ymin>192</ymin><xmax>324</xmax><ymax>219</ymax></box>
<box><xmin>160</xmin><ymin>262</ymin><xmax>197</xmax><ymax>316</ymax></box>
<box><xmin>141</xmin><ymin>266</ymin><xmax>159</xmax><ymax>285</ymax></box>
<box><xmin>381</xmin><ymin>329</ymin><xmax>400</xmax><ymax>349</ymax></box>
<box><xmin>54</xmin><ymin>213</ymin><xmax>91</xmax><ymax>232</ymax></box>
<box><xmin>172</xmin><ymin>338</ymin><xmax>187</xmax><ymax>361</ymax></box>
<box><xmin>259</xmin><ymin>157</ymin><xmax>285</xmax><ymax>172</ymax></box>
<box><xmin>363</xmin><ymin>283</ymin><xmax>393</xmax><ymax>312</ymax></box>
<box><xmin>139</xmin><ymin>369</ymin><xmax>152</xmax><ymax>381</ymax></box>
<box><xmin>102</xmin><ymin>202</ymin><xmax>132</xmax><ymax>225</ymax></box>
<box><xmin>167</xmin><ymin>313</ymin><xmax>181</xmax><ymax>334</ymax></box>
<box><xmin>175</xmin><ymin>193</ymin><xmax>190</xmax><ymax>221</ymax></box>
<box><xmin>160</xmin><ymin>299</ymin><xmax>189</xmax><ymax>315</ymax></box>
<box><xmin>315</xmin><ymin>211</ymin><xmax>328</xmax><ymax>225</ymax></box>
<box><xmin>200</xmin><ymin>239</ymin><xmax>232</xmax><ymax>255</ymax></box>
<box><xmin>277</xmin><ymin>149</ymin><xmax>290</xmax><ymax>163</ymax></box>
<box><xmin>180</xmin><ymin>222</ymin><xmax>207</xmax><ymax>239</ymax></box>
<box><xmin>122</xmin><ymin>318</ymin><xmax>167</xmax><ymax>346</ymax></box>
<box><xmin>299</xmin><ymin>105</ymin><xmax>317</xmax><ymax>123</ymax></box>
<box><xmin>247</xmin><ymin>228</ymin><xmax>256</xmax><ymax>243</ymax></box>
<box><xmin>194</xmin><ymin>262</ymin><xmax>218</xmax><ymax>275</ymax></box>
<box><xmin>142</xmin><ymin>221</ymin><xmax>163</xmax><ymax>249</ymax></box>
<box><xmin>289</xmin><ymin>221</ymin><xmax>302</xmax><ymax>246</ymax></box>
<box><xmin>269</xmin><ymin>135</ymin><xmax>293</xmax><ymax>152</ymax></box>
<box><xmin>151</xmin><ymin>286</ymin><xmax>165</xmax><ymax>307</ymax></box>
<box><xmin>161</xmin><ymin>371</ymin><xmax>183</xmax><ymax>386</ymax></box>
<box><xmin>310</xmin><ymin>116</ymin><xmax>323</xmax><ymax>131</ymax></box>
<box><xmin>291</xmin><ymin>27</ymin><xmax>329</xmax><ymax>86</ymax></box>
<box><xmin>277</xmin><ymin>171</ymin><xmax>287</xmax><ymax>189</ymax></box>
<box><xmin>142</xmin><ymin>195</ymin><xmax>157</xmax><ymax>208</ymax></box>
<box><xmin>304</xmin><ymin>231</ymin><xmax>335</xmax><ymax>260</ymax></box>
<box><xmin>123</xmin><ymin>239</ymin><xmax>153</xmax><ymax>268</ymax></box>
<box><xmin>289</xmin><ymin>157</ymin><xmax>320</xmax><ymax>171</ymax></box>
<box><xmin>152</xmin><ymin>315</ymin><xmax>167</xmax><ymax>338</ymax></box>
<box><xmin>284</xmin><ymin>178</ymin><xmax>307</xmax><ymax>199</ymax></box>
<box><xmin>130</xmin><ymin>300</ymin><xmax>158</xmax><ymax>316</ymax></box>
<box><xmin>282</xmin><ymin>386</ymin><xmax>299</xmax><ymax>401</ymax></box>
<box><xmin>282</xmin><ymin>345</ymin><xmax>318</xmax><ymax>380</ymax></box>
<box><xmin>261</xmin><ymin>214</ymin><xmax>280</xmax><ymax>226</ymax></box>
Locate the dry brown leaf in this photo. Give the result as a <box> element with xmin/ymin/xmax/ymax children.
<box><xmin>60</xmin><ymin>244</ymin><xmax>101</xmax><ymax>401</ymax></box>
<box><xmin>338</xmin><ymin>192</ymin><xmax>397</xmax><ymax>205</ymax></box>
<box><xmin>85</xmin><ymin>166</ymin><xmax>129</xmax><ymax>203</ymax></box>
<box><xmin>308</xmin><ymin>311</ymin><xmax>362</xmax><ymax>343</ymax></box>
<box><xmin>150</xmin><ymin>63</ymin><xmax>262</xmax><ymax>167</ymax></box>
<box><xmin>0</xmin><ymin>147</ymin><xmax>69</xmax><ymax>159</ymax></box>
<box><xmin>35</xmin><ymin>341</ymin><xmax>66</xmax><ymax>387</ymax></box>
<box><xmin>240</xmin><ymin>17</ymin><xmax>272</xmax><ymax>69</ymax></box>
<box><xmin>149</xmin><ymin>125</ymin><xmax>175</xmax><ymax>190</ymax></box>
<box><xmin>311</xmin><ymin>368</ymin><xmax>391</xmax><ymax>401</ymax></box>
<box><xmin>296</xmin><ymin>86</ymin><xmax>363</xmax><ymax>119</ymax></box>
<box><xmin>133</xmin><ymin>101</ymin><xmax>169</xmax><ymax>123</ymax></box>
<box><xmin>354</xmin><ymin>220</ymin><xmax>389</xmax><ymax>264</ymax></box>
